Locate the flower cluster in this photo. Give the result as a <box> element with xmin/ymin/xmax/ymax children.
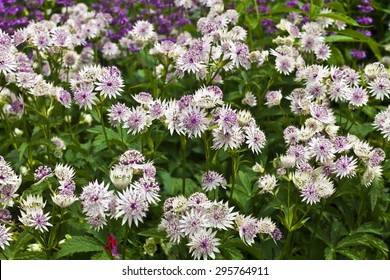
<box><xmin>19</xmin><ymin>194</ymin><xmax>52</xmax><ymax>232</ymax></box>
<box><xmin>80</xmin><ymin>149</ymin><xmax>160</xmax><ymax>231</ymax></box>
<box><xmin>110</xmin><ymin>86</ymin><xmax>266</xmax><ymax>154</ymax></box>
<box><xmin>159</xmin><ymin>192</ymin><xmax>280</xmax><ymax>259</ymax></box>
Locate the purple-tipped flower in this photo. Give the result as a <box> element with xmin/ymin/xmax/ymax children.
<box><xmin>350</xmin><ymin>49</ymin><xmax>366</xmax><ymax>60</ymax></box>
<box><xmin>34</xmin><ymin>166</ymin><xmax>53</xmax><ymax>181</ymax></box>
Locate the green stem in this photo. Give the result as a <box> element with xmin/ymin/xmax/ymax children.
<box><xmin>180</xmin><ymin>135</ymin><xmax>187</xmax><ymax>195</ymax></box>
<box><xmin>229</xmin><ymin>152</ymin><xmax>239</xmax><ymax>202</ymax></box>
<box><xmin>97</xmin><ymin>102</ymin><xmax>113</xmax><ymax>156</ymax></box>
<box><xmin>202</xmin><ymin>132</ymin><xmax>211</xmax><ymax>170</ymax></box>
<box><xmin>122</xmin><ymin>223</ymin><xmax>130</xmax><ymax>260</ymax></box>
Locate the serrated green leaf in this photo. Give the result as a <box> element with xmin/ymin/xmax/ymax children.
<box><xmin>354</xmin><ymin>222</ymin><xmax>383</xmax><ymax>236</ymax></box>
<box><xmin>56</xmin><ymin>236</ymin><xmax>104</xmax><ymax>259</ymax></box>
<box><xmin>336</xmin><ymin>234</ymin><xmax>388</xmax><ymax>257</ymax></box>
<box><xmin>369</xmin><ymin>178</ymin><xmax>384</xmax><ymax>211</ymax></box>
<box><xmin>336</xmin><ymin>248</ymin><xmax>364</xmax><ymax>260</ymax></box>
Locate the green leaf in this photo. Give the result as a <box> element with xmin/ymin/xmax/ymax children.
<box><xmin>335</xmin><ymin>248</ymin><xmax>364</xmax><ymax>260</ymax></box>
<box><xmin>328</xmin><ymin>46</ymin><xmax>345</xmax><ymax>66</ymax></box>
<box><xmin>324</xmin><ymin>2</ymin><xmax>345</xmax><ymax>12</ymax></box>
<box><xmin>354</xmin><ymin>222</ymin><xmax>383</xmax><ymax>236</ymax></box>
<box><xmin>138</xmin><ymin>228</ymin><xmax>167</xmax><ymax>239</ymax></box>
<box><xmin>318</xmin><ymin>13</ymin><xmax>360</xmax><ymax>27</ymax></box>
<box><xmin>338</xmin><ymin>29</ymin><xmax>382</xmax><ymax>60</ymax></box>
<box><xmin>18</xmin><ymin>142</ymin><xmax>29</xmax><ymax>162</ymax></box>
<box><xmin>55</xmin><ymin>236</ymin><xmax>104</xmax><ymax>259</ymax></box>
<box><xmin>220</xmin><ymin>247</ymin><xmax>244</xmax><ymax>260</ymax></box>
<box><xmin>369</xmin><ymin>178</ymin><xmax>385</xmax><ymax>211</ymax></box>
<box><xmin>13</xmin><ymin>251</ymin><xmax>46</xmax><ymax>260</ymax></box>
<box><xmin>336</xmin><ymin>234</ymin><xmax>388</xmax><ymax>258</ymax></box>
<box><xmin>324</xmin><ymin>247</ymin><xmax>335</xmax><ymax>260</ymax></box>
<box><xmin>325</xmin><ymin>35</ymin><xmax>359</xmax><ymax>43</ymax></box>
<box><xmin>8</xmin><ymin>230</ymin><xmax>34</xmax><ymax>259</ymax></box>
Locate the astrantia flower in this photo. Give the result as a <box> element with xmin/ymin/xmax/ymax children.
<box><xmin>236</xmin><ymin>215</ymin><xmax>259</xmax><ymax>246</ymax></box>
<box><xmin>179</xmin><ymin>105</ymin><xmax>209</xmax><ymax>138</ymax></box>
<box><xmin>273</xmin><ymin>52</ymin><xmax>295</xmax><ymax>75</ymax></box>
<box><xmin>119</xmin><ymin>150</ymin><xmax>145</xmax><ymax>166</ymax></box>
<box><xmin>57</xmin><ymin>90</ymin><xmax>72</xmax><ymax>108</ymax></box>
<box><xmin>333</xmin><ymin>155</ymin><xmax>357</xmax><ymax>179</ymax></box>
<box><xmin>33</xmin><ymin>166</ymin><xmax>53</xmax><ymax>181</ymax></box>
<box><xmin>349</xmin><ymin>87</ymin><xmax>368</xmax><ymax>107</ymax></box>
<box><xmin>310</xmin><ymin>103</ymin><xmax>335</xmax><ymax>124</ymax></box>
<box><xmin>107</xmin><ymin>103</ymin><xmax>129</xmax><ymax>126</ymax></box>
<box><xmin>0</xmin><ymin>50</ymin><xmax>16</xmax><ymax>75</ymax></box>
<box><xmin>123</xmin><ymin>107</ymin><xmax>150</xmax><ymax>134</ymax></box>
<box><xmin>51</xmin><ymin>193</ymin><xmax>77</xmax><ymax>208</ymax></box>
<box><xmin>201</xmin><ymin>171</ymin><xmax>227</xmax><ymax>192</ymax></box>
<box><xmin>217</xmin><ymin>105</ymin><xmax>238</xmax><ymax>131</ymax></box>
<box><xmin>265</xmin><ymin>90</ymin><xmax>282</xmax><ymax>107</ymax></box>
<box><xmin>257</xmin><ymin>174</ymin><xmax>277</xmax><ymax>194</ymax></box>
<box><xmin>242</xmin><ymin>91</ymin><xmax>257</xmax><ymax>107</ymax></box>
<box><xmin>300</xmin><ymin>183</ymin><xmax>320</xmax><ymax>205</ymax></box>
<box><xmin>179</xmin><ymin>209</ymin><xmax>209</xmax><ymax>237</ymax></box>
<box><xmin>245</xmin><ymin>125</ymin><xmax>266</xmax><ymax>154</ymax></box>
<box><xmin>165</xmin><ymin>100</ymin><xmax>182</xmax><ymax>135</ymax></box>
<box><xmin>193</xmin><ymin>86</ymin><xmax>223</xmax><ymax>109</ymax></box>
<box><xmin>314</xmin><ymin>44</ymin><xmax>331</xmax><ymax>60</ymax></box>
<box><xmin>206</xmin><ymin>201</ymin><xmax>237</xmax><ymax>230</ymax></box>
<box><xmin>258</xmin><ymin>217</ymin><xmax>276</xmax><ymax>234</ymax></box>
<box><xmin>187</xmin><ymin>228</ymin><xmax>220</xmax><ymax>260</ymax></box>
<box><xmin>368</xmin><ymin>77</ymin><xmax>390</xmax><ymax>100</ymax></box>
<box><xmin>133</xmin><ymin>177</ymin><xmax>160</xmax><ymax>205</ymax></box>
<box><xmin>110</xmin><ymin>164</ymin><xmax>133</xmax><ymax>190</ymax></box>
<box><xmin>133</xmin><ymin>92</ymin><xmax>153</xmax><ymax>106</ymax></box>
<box><xmin>212</xmin><ymin>126</ymin><xmax>244</xmax><ymax>151</ymax></box>
<box><xmin>80</xmin><ymin>181</ymin><xmax>113</xmax><ymax>217</ymax></box>
<box><xmin>116</xmin><ymin>187</ymin><xmax>149</xmax><ymax>227</ymax></box>
<box><xmin>308</xmin><ymin>136</ymin><xmax>335</xmax><ymax>163</ymax></box>
<box><xmin>95</xmin><ymin>69</ymin><xmax>124</xmax><ymax>99</ymax></box>
<box><xmin>131</xmin><ymin>20</ymin><xmax>155</xmax><ymax>42</ymax></box>
<box><xmin>0</xmin><ymin>224</ymin><xmax>12</xmax><ymax>249</ymax></box>
<box><xmin>176</xmin><ymin>51</ymin><xmax>206</xmax><ymax>74</ymax></box>
<box><xmin>54</xmin><ymin>163</ymin><xmax>74</xmax><ymax>181</ymax></box>
<box><xmin>73</xmin><ymin>83</ymin><xmax>98</xmax><ymax>110</ymax></box>
<box><xmin>28</xmin><ymin>210</ymin><xmax>53</xmax><ymax>233</ymax></box>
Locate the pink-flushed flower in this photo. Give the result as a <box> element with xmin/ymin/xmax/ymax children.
<box><xmin>116</xmin><ymin>187</ymin><xmax>149</xmax><ymax>227</ymax></box>
<box><xmin>179</xmin><ymin>105</ymin><xmax>209</xmax><ymax>138</ymax></box>
<box><xmin>179</xmin><ymin>209</ymin><xmax>209</xmax><ymax>237</ymax></box>
<box><xmin>107</xmin><ymin>103</ymin><xmax>129</xmax><ymax>126</ymax></box>
<box><xmin>132</xmin><ymin>177</ymin><xmax>160</xmax><ymax>205</ymax></box>
<box><xmin>265</xmin><ymin>90</ymin><xmax>282</xmax><ymax>107</ymax></box>
<box><xmin>245</xmin><ymin>125</ymin><xmax>266</xmax><ymax>154</ymax></box>
<box><xmin>206</xmin><ymin>201</ymin><xmax>237</xmax><ymax>230</ymax></box>
<box><xmin>73</xmin><ymin>83</ymin><xmax>98</xmax><ymax>110</ymax></box>
<box><xmin>123</xmin><ymin>107</ymin><xmax>150</xmax><ymax>134</ymax></box>
<box><xmin>0</xmin><ymin>224</ymin><xmax>12</xmax><ymax>249</ymax></box>
<box><xmin>212</xmin><ymin>126</ymin><xmax>245</xmax><ymax>151</ymax></box>
<box><xmin>201</xmin><ymin>171</ymin><xmax>227</xmax><ymax>192</ymax></box>
<box><xmin>257</xmin><ymin>174</ymin><xmax>277</xmax><ymax>194</ymax></box>
<box><xmin>308</xmin><ymin>136</ymin><xmax>336</xmax><ymax>163</ymax></box>
<box><xmin>349</xmin><ymin>87</ymin><xmax>368</xmax><ymax>107</ymax></box>
<box><xmin>187</xmin><ymin>228</ymin><xmax>220</xmax><ymax>260</ymax></box>
<box><xmin>300</xmin><ymin>183</ymin><xmax>320</xmax><ymax>205</ymax></box>
<box><xmin>95</xmin><ymin>67</ymin><xmax>124</xmax><ymax>99</ymax></box>
<box><xmin>368</xmin><ymin>76</ymin><xmax>390</xmax><ymax>100</ymax></box>
<box><xmin>333</xmin><ymin>155</ymin><xmax>357</xmax><ymax>179</ymax></box>
<box><xmin>236</xmin><ymin>215</ymin><xmax>260</xmax><ymax>246</ymax></box>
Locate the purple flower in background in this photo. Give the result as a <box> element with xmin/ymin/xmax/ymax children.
<box><xmin>356</xmin><ymin>16</ymin><xmax>373</xmax><ymax>25</ymax></box>
<box><xmin>350</xmin><ymin>49</ymin><xmax>366</xmax><ymax>60</ymax></box>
